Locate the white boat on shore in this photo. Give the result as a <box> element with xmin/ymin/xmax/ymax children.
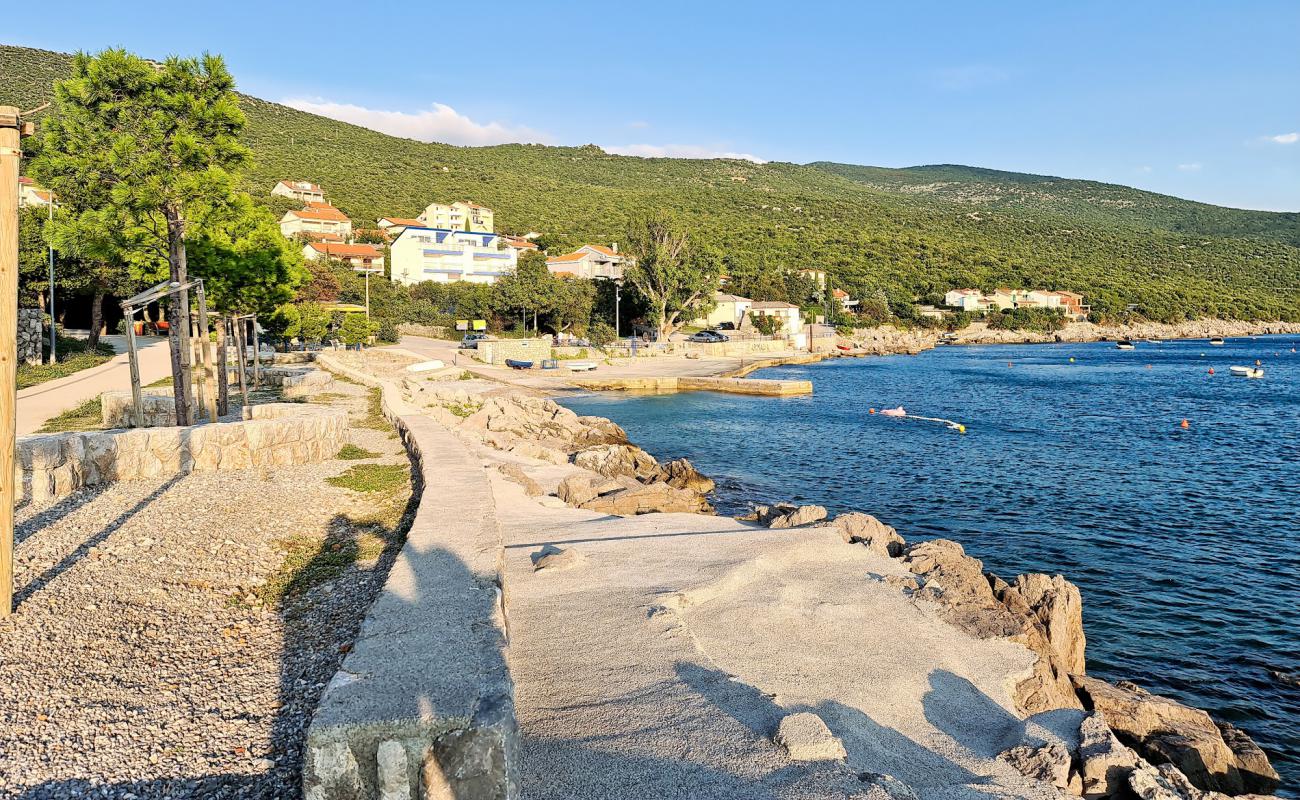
<box><xmin>1116</xmin><ymin>340</ymin><xmax>1136</xmax><ymax>350</ymax></box>
<box><xmin>1229</xmin><ymin>365</ymin><xmax>1264</xmax><ymax>378</ymax></box>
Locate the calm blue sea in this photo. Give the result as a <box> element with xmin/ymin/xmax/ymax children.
<box><xmin>561</xmin><ymin>336</ymin><xmax>1300</xmax><ymax>792</ymax></box>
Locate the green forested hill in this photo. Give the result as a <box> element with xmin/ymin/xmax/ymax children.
<box><xmin>4</xmin><ymin>43</ymin><xmax>1298</xmax><ymax>321</ymax></box>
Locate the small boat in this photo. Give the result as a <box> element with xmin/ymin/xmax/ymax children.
<box><xmin>1116</xmin><ymin>340</ymin><xmax>1136</xmax><ymax>350</ymax></box>
<box><xmin>837</xmin><ymin>343</ymin><xmax>853</xmax><ymax>351</ymax></box>
<box><xmin>565</xmin><ymin>361</ymin><xmax>598</xmax><ymax>372</ymax></box>
<box><xmin>1209</xmin><ymin>337</ymin><xmax>1225</xmax><ymax>346</ymax></box>
<box><xmin>880</xmin><ymin>406</ymin><xmax>907</xmax><ymax>417</ymax></box>
<box><xmin>505</xmin><ymin>359</ymin><xmax>534</xmax><ymax>370</ymax></box>
<box><xmin>1229</xmin><ymin>365</ymin><xmax>1264</xmax><ymax>378</ymax></box>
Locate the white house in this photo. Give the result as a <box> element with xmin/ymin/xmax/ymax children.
<box><xmin>303</xmin><ymin>242</ymin><xmax>385</xmax><ymax>271</ymax></box>
<box><xmin>832</xmin><ymin>288</ymin><xmax>859</xmax><ymax>310</ymax></box>
<box><xmin>280</xmin><ymin>202</ymin><xmax>353</xmax><ymax>241</ymax></box>
<box><xmin>417</xmin><ymin>201</ymin><xmax>494</xmax><ymax>232</ymax></box>
<box><xmin>272</xmin><ymin>180</ymin><xmax>325</xmax><ymax>204</ymax></box>
<box><xmin>699</xmin><ymin>292</ymin><xmax>753</xmax><ymax>329</ymax></box>
<box><xmin>748</xmin><ymin>301</ymin><xmax>803</xmax><ymax>337</ymax></box>
<box><xmin>388</xmin><ymin>226</ymin><xmax>518</xmax><ymax>286</ymax></box>
<box><xmin>944</xmin><ymin>289</ymin><xmax>989</xmax><ymax>311</ymax></box>
<box><xmin>18</xmin><ymin>177</ymin><xmax>52</xmax><ymax>208</ymax></box>
<box><xmin>545</xmin><ymin>244</ymin><xmax>626</xmax><ymax>280</ymax></box>
<box><xmin>377</xmin><ymin>217</ymin><xmax>424</xmax><ymax>239</ymax></box>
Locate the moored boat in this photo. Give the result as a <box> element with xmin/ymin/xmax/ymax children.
<box><xmin>1209</xmin><ymin>337</ymin><xmax>1225</xmax><ymax>346</ymax></box>
<box><xmin>1229</xmin><ymin>365</ymin><xmax>1264</xmax><ymax>378</ymax></box>
<box><xmin>1116</xmin><ymin>339</ymin><xmax>1136</xmax><ymax>350</ymax></box>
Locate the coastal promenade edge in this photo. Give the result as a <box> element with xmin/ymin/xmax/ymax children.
<box><xmin>304</xmin><ymin>353</ymin><xmax>518</xmax><ymax>800</ymax></box>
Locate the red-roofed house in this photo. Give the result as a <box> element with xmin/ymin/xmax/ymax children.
<box><xmin>832</xmin><ymin>288</ymin><xmax>859</xmax><ymax>310</ymax></box>
<box><xmin>18</xmin><ymin>177</ymin><xmax>52</xmax><ymax>208</ymax></box>
<box><xmin>377</xmin><ymin>217</ymin><xmax>425</xmax><ymax>239</ymax></box>
<box><xmin>272</xmin><ymin>180</ymin><xmax>325</xmax><ymax>204</ymax></box>
<box><xmin>545</xmin><ymin>244</ymin><xmax>627</xmax><ymax>280</ymax></box>
<box><xmin>303</xmin><ymin>241</ymin><xmax>384</xmax><ymax>271</ymax></box>
<box><xmin>281</xmin><ymin>202</ymin><xmax>353</xmax><ymax>240</ymax></box>
<box><xmin>501</xmin><ymin>234</ymin><xmax>539</xmax><ymax>254</ymax></box>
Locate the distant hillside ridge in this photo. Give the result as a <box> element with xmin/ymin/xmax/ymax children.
<box><xmin>3</xmin><ymin>43</ymin><xmax>1298</xmax><ymax>322</ymax></box>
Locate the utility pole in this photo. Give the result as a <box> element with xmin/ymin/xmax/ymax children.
<box><xmin>2</xmin><ymin>105</ymin><xmax>31</xmax><ymax>618</ymax></box>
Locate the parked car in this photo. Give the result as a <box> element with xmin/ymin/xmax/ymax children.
<box><xmin>688</xmin><ymin>330</ymin><xmax>729</xmax><ymax>343</ymax></box>
<box><xmin>459</xmin><ymin>332</ymin><xmax>490</xmax><ymax>349</ymax></box>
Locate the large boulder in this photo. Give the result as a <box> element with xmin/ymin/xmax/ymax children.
<box><xmin>995</xmin><ymin>573</ymin><xmax>1086</xmax><ymax>675</ymax></box>
<box><xmin>904</xmin><ymin>541</ymin><xmax>1081</xmax><ymax>713</ymax></box>
<box><xmin>1072</xmin><ymin>676</ymin><xmax>1268</xmax><ymax>795</ymax></box>
<box><xmin>461</xmin><ymin>395</ymin><xmax>626</xmax><ymax>454</ymax></box>
<box><xmin>1077</xmin><ymin>712</ymin><xmax>1142</xmax><ymax>798</ymax></box>
<box><xmin>828</xmin><ymin>512</ymin><xmax>905</xmax><ymax>556</ymax></box>
<box><xmin>555</xmin><ymin>473</ymin><xmax>624</xmax><ymax>507</ymax></box>
<box><xmin>767</xmin><ymin>504</ymin><xmax>828</xmax><ymax>529</ymax></box>
<box><xmin>1216</xmin><ymin>721</ymin><xmax>1280</xmax><ymax>795</ymax></box>
<box><xmin>579</xmin><ymin>480</ymin><xmax>712</xmax><ymax>516</ymax></box>
<box><xmin>999</xmin><ymin>741</ymin><xmax>1073</xmax><ymax>792</ymax></box>
<box><xmin>661</xmin><ymin>458</ymin><xmax>715</xmax><ymax>494</ymax></box>
<box><xmin>573</xmin><ymin>444</ymin><xmax>664</xmax><ymax>482</ymax></box>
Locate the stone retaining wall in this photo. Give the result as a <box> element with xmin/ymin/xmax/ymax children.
<box><xmin>101</xmin><ymin>388</ymin><xmax>178</xmax><ymax>428</ymax></box>
<box><xmin>14</xmin><ymin>404</ymin><xmax>348</xmax><ymax>506</ymax></box>
<box><xmin>18</xmin><ymin>308</ymin><xmax>43</xmax><ymax>366</ymax></box>
<box><xmin>569</xmin><ymin>375</ymin><xmax>813</xmax><ymax>396</ymax></box>
<box><xmin>306</xmin><ymin>353</ymin><xmax>517</xmax><ymax>800</ymax></box>
<box><xmin>477</xmin><ymin>337</ymin><xmax>551</xmax><ymax>366</ymax></box>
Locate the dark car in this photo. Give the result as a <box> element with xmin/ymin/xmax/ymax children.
<box><xmin>687</xmin><ymin>330</ymin><xmax>729</xmax><ymax>343</ymax></box>
<box><xmin>459</xmin><ymin>332</ymin><xmax>490</xmax><ymax>349</ymax></box>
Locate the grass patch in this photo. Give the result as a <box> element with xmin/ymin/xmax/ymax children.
<box><xmin>443</xmin><ymin>400</ymin><xmax>482</xmax><ymax>418</ymax></box>
<box><xmin>37</xmin><ymin>396</ymin><xmax>104</xmax><ymax>433</ymax></box>
<box><xmin>17</xmin><ymin>337</ymin><xmax>116</xmax><ymax>390</ymax></box>
<box><xmin>458</xmin><ymin>370</ymin><xmax>474</xmax><ymax>381</ymax></box>
<box><xmin>327</xmin><ymin>463</ymin><xmax>409</xmax><ymax>492</ymax></box>
<box><xmin>309</xmin><ymin>392</ymin><xmax>348</xmax><ymax>404</ymax></box>
<box><xmin>336</xmin><ymin>443</ymin><xmax>380</xmax><ymax>460</ymax></box>
<box><xmin>358</xmin><ymin>387</ymin><xmax>390</xmax><ymax>431</ymax></box>
<box><xmin>253</xmin><ymin>532</ymin><xmax>389</xmax><ymax>607</ymax></box>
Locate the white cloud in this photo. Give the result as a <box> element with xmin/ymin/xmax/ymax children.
<box><xmin>605</xmin><ymin>143</ymin><xmax>767</xmax><ymax>163</ymax></box>
<box><xmin>1267</xmin><ymin>132</ymin><xmax>1298</xmax><ymax>144</ymax></box>
<box><xmin>1176</xmin><ymin>163</ymin><xmax>1202</xmax><ymax>172</ymax></box>
<box><xmin>281</xmin><ymin>97</ymin><xmax>553</xmax><ymax>146</ymax></box>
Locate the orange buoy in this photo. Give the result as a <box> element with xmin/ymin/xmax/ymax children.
<box><xmin>869</xmin><ymin>408</ymin><xmax>876</xmax><ymax>414</ymax></box>
<box><xmin>1180</xmin><ymin>419</ymin><xmax>1189</xmax><ymax>429</ymax></box>
<box><xmin>1208</xmin><ymin>368</ymin><xmax>1214</xmax><ymax>375</ymax></box>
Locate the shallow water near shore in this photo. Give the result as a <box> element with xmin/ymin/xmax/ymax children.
<box><xmin>561</xmin><ymin>335</ymin><xmax>1300</xmax><ymax>793</ymax></box>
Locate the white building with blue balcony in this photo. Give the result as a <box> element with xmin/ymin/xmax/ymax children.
<box><xmin>388</xmin><ymin>226</ymin><xmax>519</xmax><ymax>286</ymax></box>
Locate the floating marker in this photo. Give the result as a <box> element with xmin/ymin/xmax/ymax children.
<box><xmin>1069</xmin><ymin>357</ymin><xmax>1075</xmax><ymax>363</ymax></box>
<box><xmin>1008</xmin><ymin>362</ymin><xmax>1013</xmax><ymax>367</ymax></box>
<box><xmin>1208</xmin><ymin>368</ymin><xmax>1214</xmax><ymax>375</ymax></box>
<box><xmin>868</xmin><ymin>408</ymin><xmax>876</xmax><ymax>414</ymax></box>
<box><xmin>1146</xmin><ymin>364</ymin><xmax>1152</xmax><ymax>369</ymax></box>
<box><xmin>1180</xmin><ymin>419</ymin><xmax>1190</xmax><ymax>429</ymax></box>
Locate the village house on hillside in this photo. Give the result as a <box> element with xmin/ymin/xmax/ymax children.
<box><xmin>501</xmin><ymin>234</ymin><xmax>539</xmax><ymax>255</ymax></box>
<box><xmin>389</xmin><ymin>227</ymin><xmax>517</xmax><ymax>286</ymax></box>
<box><xmin>18</xmin><ymin>177</ymin><xmax>52</xmax><ymax>208</ymax></box>
<box><xmin>748</xmin><ymin>300</ymin><xmax>803</xmax><ymax>336</ymax></box>
<box><xmin>699</xmin><ymin>292</ymin><xmax>754</xmax><ymax>329</ymax></box>
<box><xmin>280</xmin><ymin>201</ymin><xmax>353</xmax><ymax>241</ymax></box>
<box><xmin>271</xmin><ymin>179</ymin><xmax>326</xmax><ymax>204</ymax></box>
<box><xmin>832</xmin><ymin>288</ymin><xmax>858</xmax><ymax>311</ymax></box>
<box><xmin>303</xmin><ymin>241</ymin><xmax>384</xmax><ymax>271</ymax></box>
<box><xmin>417</xmin><ymin>201</ymin><xmax>494</xmax><ymax>232</ymax></box>
<box><xmin>376</xmin><ymin>217</ymin><xmax>424</xmax><ymax>239</ymax></box>
<box><xmin>545</xmin><ymin>244</ymin><xmax>627</xmax><ymax>280</ymax></box>
<box><xmin>944</xmin><ymin>288</ymin><xmax>1090</xmax><ymax>319</ymax></box>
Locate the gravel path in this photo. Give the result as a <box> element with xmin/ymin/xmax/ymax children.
<box><xmin>1</xmin><ymin>382</ymin><xmax>413</xmax><ymax>799</ymax></box>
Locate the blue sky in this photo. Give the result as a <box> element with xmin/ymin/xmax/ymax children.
<box><xmin>9</xmin><ymin>0</ymin><xmax>1299</xmax><ymax>210</ymax></box>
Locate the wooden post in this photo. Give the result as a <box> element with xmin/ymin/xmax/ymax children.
<box><xmin>189</xmin><ymin>319</ymin><xmax>209</xmax><ymax>424</ymax></box>
<box><xmin>194</xmin><ymin>282</ymin><xmax>216</xmax><ymax>422</ymax></box>
<box><xmin>215</xmin><ymin>314</ymin><xmax>229</xmax><ymax>417</ymax></box>
<box><xmin>234</xmin><ymin>316</ymin><xmax>249</xmax><ymax>409</ymax></box>
<box><xmin>251</xmin><ymin>314</ymin><xmax>261</xmax><ymax>389</ymax></box>
<box><xmin>2</xmin><ymin>106</ymin><xmax>25</xmax><ymax>618</ymax></box>
<box><xmin>123</xmin><ymin>308</ymin><xmax>144</xmax><ymax>427</ymax></box>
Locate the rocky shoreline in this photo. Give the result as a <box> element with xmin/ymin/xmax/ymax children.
<box><xmin>838</xmin><ymin>319</ymin><xmax>1300</xmax><ymax>358</ymax></box>
<box><xmin>387</xmin><ymin>356</ymin><xmax>1286</xmax><ymax>800</ymax></box>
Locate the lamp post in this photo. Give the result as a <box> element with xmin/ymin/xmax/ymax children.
<box><xmin>47</xmin><ymin>196</ymin><xmax>55</xmax><ymax>362</ymax></box>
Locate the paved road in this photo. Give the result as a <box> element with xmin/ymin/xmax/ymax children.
<box><xmin>17</xmin><ymin>337</ymin><xmax>173</xmax><ymax>435</ymax></box>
